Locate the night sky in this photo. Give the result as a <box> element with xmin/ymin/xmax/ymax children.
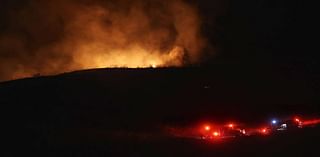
<box><xmin>201</xmin><ymin>0</ymin><xmax>318</xmax><ymax>64</ymax></box>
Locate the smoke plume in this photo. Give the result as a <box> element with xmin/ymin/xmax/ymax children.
<box><xmin>0</xmin><ymin>0</ymin><xmax>206</xmax><ymax>81</ymax></box>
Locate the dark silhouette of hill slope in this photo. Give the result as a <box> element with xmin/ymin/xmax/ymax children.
<box><xmin>1</xmin><ymin>66</ymin><xmax>319</xmax><ymax>156</ymax></box>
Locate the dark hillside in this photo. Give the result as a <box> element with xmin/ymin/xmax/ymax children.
<box><xmin>1</xmin><ymin>66</ymin><xmax>319</xmax><ymax>156</ymax></box>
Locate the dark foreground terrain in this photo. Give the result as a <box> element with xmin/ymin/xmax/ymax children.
<box><xmin>5</xmin><ymin>126</ymin><xmax>319</xmax><ymax>157</ymax></box>
<box><xmin>1</xmin><ymin>66</ymin><xmax>319</xmax><ymax>156</ymax></box>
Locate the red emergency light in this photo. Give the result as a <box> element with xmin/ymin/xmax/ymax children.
<box><xmin>213</xmin><ymin>131</ymin><xmax>220</xmax><ymax>137</ymax></box>
<box><xmin>260</xmin><ymin>127</ymin><xmax>269</xmax><ymax>135</ymax></box>
<box><xmin>204</xmin><ymin>125</ymin><xmax>211</xmax><ymax>131</ymax></box>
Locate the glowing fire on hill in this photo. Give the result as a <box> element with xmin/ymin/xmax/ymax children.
<box><xmin>0</xmin><ymin>0</ymin><xmax>207</xmax><ymax>81</ymax></box>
